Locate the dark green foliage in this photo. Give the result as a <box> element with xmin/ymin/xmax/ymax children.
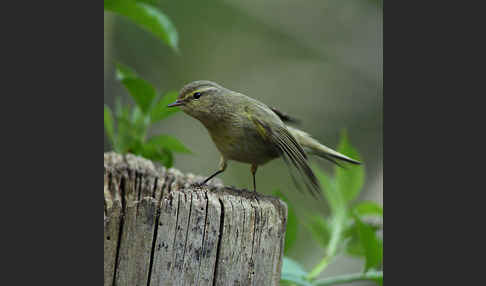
<box><xmin>104</xmin><ymin>0</ymin><xmax>178</xmax><ymax>51</ymax></box>
<box><xmin>104</xmin><ymin>2</ymin><xmax>187</xmax><ymax>167</ymax></box>
<box><xmin>116</xmin><ymin>63</ymin><xmax>157</xmax><ymax>113</ymax></box>
<box><xmin>354</xmin><ymin>215</ymin><xmax>383</xmax><ymax>272</ymax></box>
<box><xmin>277</xmin><ymin>132</ymin><xmax>383</xmax><ymax>285</ymax></box>
<box><xmin>105</xmin><ymin>3</ymin><xmax>382</xmax><ymax>283</ymax></box>
<box><xmin>104</xmin><ymin>64</ymin><xmax>189</xmax><ymax>167</ymax></box>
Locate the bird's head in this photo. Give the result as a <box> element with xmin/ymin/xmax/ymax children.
<box><xmin>168</xmin><ymin>80</ymin><xmax>227</xmax><ymax>121</ymax></box>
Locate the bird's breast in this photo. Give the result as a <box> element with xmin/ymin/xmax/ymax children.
<box><xmin>206</xmin><ymin>119</ymin><xmax>279</xmax><ymax>165</ymax></box>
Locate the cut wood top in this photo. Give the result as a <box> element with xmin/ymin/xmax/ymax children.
<box><xmin>104</xmin><ymin>152</ymin><xmax>288</xmax><ymax>286</ymax></box>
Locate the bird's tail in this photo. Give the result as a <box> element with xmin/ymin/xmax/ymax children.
<box><xmin>287</xmin><ymin>126</ymin><xmax>361</xmax><ymax>165</ymax></box>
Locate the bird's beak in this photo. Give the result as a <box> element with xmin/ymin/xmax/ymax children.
<box><xmin>167</xmin><ymin>100</ymin><xmax>184</xmax><ymax>107</ymax></box>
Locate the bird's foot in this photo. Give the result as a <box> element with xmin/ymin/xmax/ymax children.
<box><xmin>250</xmin><ymin>191</ymin><xmax>260</xmax><ymax>200</ymax></box>
<box><xmin>190</xmin><ymin>181</ymin><xmax>207</xmax><ymax>188</ymax></box>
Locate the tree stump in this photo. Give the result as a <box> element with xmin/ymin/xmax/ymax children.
<box><xmin>104</xmin><ymin>152</ymin><xmax>288</xmax><ymax>286</ymax></box>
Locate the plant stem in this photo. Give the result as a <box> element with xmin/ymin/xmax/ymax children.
<box><xmin>313</xmin><ymin>271</ymin><xmax>383</xmax><ymax>286</ymax></box>
<box><xmin>307</xmin><ymin>211</ymin><xmax>345</xmax><ymax>280</ymax></box>
<box><xmin>307</xmin><ymin>256</ymin><xmax>330</xmax><ymax>279</ymax></box>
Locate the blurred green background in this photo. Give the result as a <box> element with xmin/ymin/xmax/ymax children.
<box><xmin>104</xmin><ymin>0</ymin><xmax>382</xmax><ymax>282</ymax></box>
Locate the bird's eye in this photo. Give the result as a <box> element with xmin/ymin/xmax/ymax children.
<box><xmin>193</xmin><ymin>92</ymin><xmax>202</xmax><ymax>99</ymax></box>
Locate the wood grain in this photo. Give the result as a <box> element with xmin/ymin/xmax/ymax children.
<box><xmin>104</xmin><ymin>152</ymin><xmax>288</xmax><ymax>286</ymax></box>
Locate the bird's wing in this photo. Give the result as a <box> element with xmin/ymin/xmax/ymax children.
<box><xmin>286</xmin><ymin>126</ymin><xmax>361</xmax><ymax>166</ymax></box>
<box><xmin>269</xmin><ymin>106</ymin><xmax>301</xmax><ymax>125</ymax></box>
<box><xmin>246</xmin><ymin>107</ymin><xmax>321</xmax><ymax>199</ymax></box>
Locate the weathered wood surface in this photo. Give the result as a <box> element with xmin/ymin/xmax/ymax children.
<box><xmin>104</xmin><ymin>152</ymin><xmax>288</xmax><ymax>286</ymax></box>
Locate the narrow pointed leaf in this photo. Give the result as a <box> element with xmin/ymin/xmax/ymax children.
<box><xmin>146</xmin><ymin>134</ymin><xmax>191</xmax><ymax>154</ymax></box>
<box><xmin>115</xmin><ymin>63</ymin><xmax>156</xmax><ymax>113</ymax></box>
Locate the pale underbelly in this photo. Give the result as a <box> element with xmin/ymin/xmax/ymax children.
<box><xmin>210</xmin><ymin>128</ymin><xmax>280</xmax><ymax>165</ymax></box>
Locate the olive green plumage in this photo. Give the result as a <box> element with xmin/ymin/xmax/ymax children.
<box><xmin>168</xmin><ymin>80</ymin><xmax>361</xmax><ymax>198</ymax></box>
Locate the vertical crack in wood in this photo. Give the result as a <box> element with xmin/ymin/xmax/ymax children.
<box><xmin>104</xmin><ymin>172</ymin><xmax>111</xmax><ymax>221</ymax></box>
<box><xmin>266</xmin><ymin>198</ymin><xmax>286</xmax><ymax>284</ymax></box>
<box><xmin>251</xmin><ymin>198</ymin><xmax>263</xmax><ymax>286</ymax></box>
<box><xmin>275</xmin><ymin>199</ymin><xmax>286</xmax><ymax>284</ymax></box>
<box><xmin>181</xmin><ymin>192</ymin><xmax>194</xmax><ymax>270</ymax></box>
<box><xmin>147</xmin><ymin>172</ymin><xmax>176</xmax><ymax>286</ymax></box>
<box><xmin>238</xmin><ymin>197</ymin><xmax>247</xmax><ymax>284</ymax></box>
<box><xmin>212</xmin><ymin>198</ymin><xmax>225</xmax><ymax>286</ymax></box>
<box><xmin>105</xmin><ymin>153</ymin><xmax>286</xmax><ymax>286</ymax></box>
<box><xmin>151</xmin><ymin>177</ymin><xmax>158</xmax><ymax>199</ymax></box>
<box><xmin>135</xmin><ymin>171</ymin><xmax>142</xmax><ymax>216</ymax></box>
<box><xmin>146</xmin><ymin>177</ymin><xmax>160</xmax><ymax>286</ymax></box>
<box><xmin>196</xmin><ymin>191</ymin><xmax>210</xmax><ymax>283</ymax></box>
<box><xmin>249</xmin><ymin>198</ymin><xmax>259</xmax><ymax>273</ymax></box>
<box><xmin>112</xmin><ymin>174</ymin><xmax>127</xmax><ymax>286</ymax></box>
<box><xmin>169</xmin><ymin>181</ymin><xmax>180</xmax><ymax>278</ymax></box>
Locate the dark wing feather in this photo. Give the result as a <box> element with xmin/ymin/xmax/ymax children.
<box><xmin>269</xmin><ymin>107</ymin><xmax>301</xmax><ymax>125</ymax></box>
<box><xmin>252</xmin><ymin>117</ymin><xmax>321</xmax><ymax>199</ymax></box>
<box><xmin>308</xmin><ymin>151</ymin><xmax>345</xmax><ymax>168</ymax></box>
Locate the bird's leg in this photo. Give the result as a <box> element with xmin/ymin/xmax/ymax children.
<box><xmin>201</xmin><ymin>157</ymin><xmax>227</xmax><ymax>186</ymax></box>
<box><xmin>251</xmin><ymin>164</ymin><xmax>258</xmax><ymax>192</ymax></box>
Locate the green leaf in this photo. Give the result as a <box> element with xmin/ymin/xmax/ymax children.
<box><xmin>115</xmin><ymin>62</ymin><xmax>137</xmax><ymax>80</ymax></box>
<box><xmin>129</xmin><ymin>105</ymin><xmax>150</xmax><ymax>141</ymax></box>
<box><xmin>281</xmin><ymin>257</ymin><xmax>312</xmax><ymax>286</ymax></box>
<box><xmin>344</xmin><ymin>225</ymin><xmax>365</xmax><ymax>257</ymax></box>
<box><xmin>104</xmin><ymin>105</ymin><xmax>115</xmax><ymax>144</ymax></box>
<box><xmin>303</xmin><ymin>215</ymin><xmax>330</xmax><ymax>250</ymax></box>
<box><xmin>282</xmin><ymin>257</ymin><xmax>308</xmax><ymax>277</ymax></box>
<box><xmin>157</xmin><ymin>148</ymin><xmax>174</xmax><ymax>167</ymax></box>
<box><xmin>354</xmin><ymin>201</ymin><xmax>383</xmax><ymax>218</ymax></box>
<box><xmin>146</xmin><ymin>135</ymin><xmax>191</xmax><ymax>154</ymax></box>
<box><xmin>113</xmin><ymin>102</ymin><xmax>146</xmax><ymax>155</ymax></box>
<box><xmin>312</xmin><ymin>164</ymin><xmax>341</xmax><ymax>212</ymax></box>
<box><xmin>344</xmin><ymin>221</ymin><xmax>381</xmax><ymax>258</ymax></box>
<box><xmin>104</xmin><ymin>0</ymin><xmax>178</xmax><ymax>51</ymax></box>
<box><xmin>138</xmin><ymin>143</ymin><xmax>173</xmax><ymax>167</ymax></box>
<box><xmin>115</xmin><ymin>63</ymin><xmax>157</xmax><ymax>114</ymax></box>
<box><xmin>335</xmin><ymin>130</ymin><xmax>364</xmax><ymax>202</ymax></box>
<box><xmin>114</xmin><ymin>103</ymin><xmax>135</xmax><ymax>153</ymax></box>
<box><xmin>354</xmin><ymin>215</ymin><xmax>383</xmax><ymax>272</ymax></box>
<box><xmin>274</xmin><ymin>191</ymin><xmax>298</xmax><ymax>254</ymax></box>
<box><xmin>150</xmin><ymin>91</ymin><xmax>180</xmax><ymax>122</ymax></box>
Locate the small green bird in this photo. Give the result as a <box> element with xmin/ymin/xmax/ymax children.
<box><xmin>168</xmin><ymin>80</ymin><xmax>361</xmax><ymax>198</ymax></box>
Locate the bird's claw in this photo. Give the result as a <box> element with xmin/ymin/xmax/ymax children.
<box><xmin>190</xmin><ymin>181</ymin><xmax>207</xmax><ymax>188</ymax></box>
